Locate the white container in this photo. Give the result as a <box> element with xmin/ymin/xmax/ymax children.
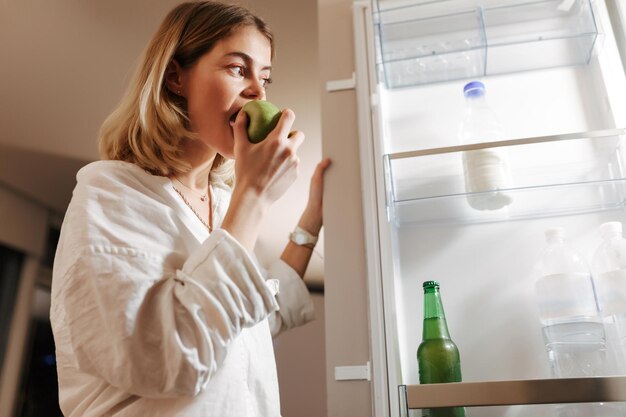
<box><xmin>591</xmin><ymin>221</ymin><xmax>626</xmax><ymax>375</ymax></box>
<box><xmin>535</xmin><ymin>227</ymin><xmax>607</xmax><ymax>377</ymax></box>
<box><xmin>458</xmin><ymin>81</ymin><xmax>513</xmax><ymax>211</ymax></box>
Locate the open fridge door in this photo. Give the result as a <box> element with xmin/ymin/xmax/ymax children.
<box><xmin>348</xmin><ymin>0</ymin><xmax>626</xmax><ymax>416</ymax></box>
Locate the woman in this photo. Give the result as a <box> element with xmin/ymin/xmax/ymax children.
<box><xmin>50</xmin><ymin>2</ymin><xmax>330</xmax><ymax>416</ymax></box>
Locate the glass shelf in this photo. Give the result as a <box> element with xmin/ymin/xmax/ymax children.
<box><xmin>383</xmin><ymin>128</ymin><xmax>626</xmax><ymax>226</ymax></box>
<box><xmin>374</xmin><ymin>0</ymin><xmax>598</xmax><ymax>88</ymax></box>
<box><xmin>398</xmin><ymin>376</ymin><xmax>626</xmax><ymax>416</ymax></box>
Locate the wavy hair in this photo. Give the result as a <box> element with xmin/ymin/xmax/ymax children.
<box><xmin>98</xmin><ymin>1</ymin><xmax>274</xmax><ymax>186</ymax></box>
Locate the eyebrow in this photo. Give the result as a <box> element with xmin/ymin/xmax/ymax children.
<box><xmin>224</xmin><ymin>52</ymin><xmax>272</xmax><ymax>71</ymax></box>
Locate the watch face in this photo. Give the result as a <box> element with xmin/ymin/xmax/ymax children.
<box><xmin>294</xmin><ymin>233</ymin><xmax>307</xmax><ymax>244</ymax></box>
<box><xmin>291</xmin><ymin>229</ymin><xmax>317</xmax><ymax>247</ymax></box>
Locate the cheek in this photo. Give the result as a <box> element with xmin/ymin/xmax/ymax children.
<box><xmin>186</xmin><ymin>95</ymin><xmax>221</xmax><ymax>132</ymax></box>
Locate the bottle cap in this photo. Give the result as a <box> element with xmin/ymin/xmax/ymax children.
<box><xmin>463</xmin><ymin>81</ymin><xmax>485</xmax><ymax>98</ymax></box>
<box><xmin>545</xmin><ymin>227</ymin><xmax>565</xmax><ymax>241</ymax></box>
<box><xmin>600</xmin><ymin>221</ymin><xmax>623</xmax><ymax>239</ymax></box>
<box><xmin>423</xmin><ymin>280</ymin><xmax>440</xmax><ymax>289</ymax></box>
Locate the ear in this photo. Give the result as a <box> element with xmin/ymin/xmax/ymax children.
<box><xmin>165</xmin><ymin>59</ymin><xmax>185</xmax><ymax>96</ymax></box>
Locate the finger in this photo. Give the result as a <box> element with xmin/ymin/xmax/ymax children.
<box><xmin>286</xmin><ymin>130</ymin><xmax>305</xmax><ymax>150</ymax></box>
<box><xmin>317</xmin><ymin>157</ymin><xmax>332</xmax><ymax>173</ymax></box>
<box><xmin>233</xmin><ymin>109</ymin><xmax>251</xmax><ymax>146</ymax></box>
<box><xmin>312</xmin><ymin>158</ymin><xmax>332</xmax><ymax>179</ymax></box>
<box><xmin>273</xmin><ymin>108</ymin><xmax>296</xmax><ymax>139</ymax></box>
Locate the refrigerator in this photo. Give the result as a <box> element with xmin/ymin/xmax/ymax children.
<box><xmin>319</xmin><ymin>0</ymin><xmax>626</xmax><ymax>416</ymax></box>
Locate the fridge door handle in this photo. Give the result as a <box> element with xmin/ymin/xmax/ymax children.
<box><xmin>325</xmin><ymin>72</ymin><xmax>356</xmax><ymax>92</ymax></box>
<box><xmin>334</xmin><ymin>361</ymin><xmax>371</xmax><ymax>381</ymax></box>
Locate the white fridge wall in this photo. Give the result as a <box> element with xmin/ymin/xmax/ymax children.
<box><xmin>393</xmin><ymin>210</ymin><xmax>626</xmax><ymax>417</ymax></box>
<box><xmin>380</xmin><ymin>65</ymin><xmax>608</xmax><ymax>154</ymax></box>
<box><xmin>394</xmin><ymin>210</ymin><xmax>626</xmax><ymax>385</ymax></box>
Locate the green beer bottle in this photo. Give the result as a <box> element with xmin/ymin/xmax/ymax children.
<box><xmin>417</xmin><ymin>281</ymin><xmax>465</xmax><ymax>417</ymax></box>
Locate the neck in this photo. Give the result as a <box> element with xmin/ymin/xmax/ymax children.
<box><xmin>172</xmin><ymin>140</ymin><xmax>218</xmax><ymax>191</ymax></box>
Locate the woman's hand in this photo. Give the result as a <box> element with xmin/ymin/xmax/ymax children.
<box><xmin>298</xmin><ymin>158</ymin><xmax>332</xmax><ymax>236</ymax></box>
<box><xmin>279</xmin><ymin>157</ymin><xmax>332</xmax><ymax>278</ymax></box>
<box><xmin>221</xmin><ymin>108</ymin><xmax>304</xmax><ymax>251</ymax></box>
<box><xmin>232</xmin><ymin>108</ymin><xmax>304</xmax><ymax>206</ymax></box>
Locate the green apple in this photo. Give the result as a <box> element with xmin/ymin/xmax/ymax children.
<box><xmin>242</xmin><ymin>100</ymin><xmax>282</xmax><ymax>143</ymax></box>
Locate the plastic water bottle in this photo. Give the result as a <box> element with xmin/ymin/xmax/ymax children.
<box><xmin>458</xmin><ymin>81</ymin><xmax>513</xmax><ymax>211</ymax></box>
<box><xmin>535</xmin><ymin>227</ymin><xmax>607</xmax><ymax>377</ymax></box>
<box><xmin>591</xmin><ymin>221</ymin><xmax>626</xmax><ymax>374</ymax></box>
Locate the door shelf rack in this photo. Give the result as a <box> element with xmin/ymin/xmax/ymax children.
<box><xmin>398</xmin><ymin>376</ymin><xmax>626</xmax><ymax>416</ymax></box>
<box><xmin>383</xmin><ymin>128</ymin><xmax>626</xmax><ymax>226</ymax></box>
<box><xmin>374</xmin><ymin>0</ymin><xmax>598</xmax><ymax>88</ymax></box>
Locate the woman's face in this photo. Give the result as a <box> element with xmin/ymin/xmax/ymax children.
<box><xmin>179</xmin><ymin>25</ymin><xmax>272</xmax><ymax>159</ymax></box>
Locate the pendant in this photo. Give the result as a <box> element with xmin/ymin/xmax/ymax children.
<box><xmin>200</xmin><ymin>195</ymin><xmax>208</xmax><ymax>202</ymax></box>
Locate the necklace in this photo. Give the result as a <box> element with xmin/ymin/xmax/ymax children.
<box><xmin>172</xmin><ymin>183</ymin><xmax>213</xmax><ymax>232</ymax></box>
<box><xmin>173</xmin><ymin>177</ymin><xmax>208</xmax><ymax>202</ymax></box>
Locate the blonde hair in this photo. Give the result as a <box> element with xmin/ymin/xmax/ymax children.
<box><xmin>98</xmin><ymin>1</ymin><xmax>274</xmax><ymax>186</ymax></box>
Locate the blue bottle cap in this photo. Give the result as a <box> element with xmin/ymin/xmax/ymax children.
<box><xmin>463</xmin><ymin>81</ymin><xmax>485</xmax><ymax>98</ymax></box>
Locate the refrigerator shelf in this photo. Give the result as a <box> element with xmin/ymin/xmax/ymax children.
<box><xmin>384</xmin><ymin>128</ymin><xmax>626</xmax><ymax>226</ymax></box>
<box><xmin>374</xmin><ymin>0</ymin><xmax>598</xmax><ymax>88</ymax></box>
<box><xmin>398</xmin><ymin>376</ymin><xmax>626</xmax><ymax>414</ymax></box>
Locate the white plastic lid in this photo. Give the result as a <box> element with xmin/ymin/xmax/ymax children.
<box><xmin>600</xmin><ymin>221</ymin><xmax>623</xmax><ymax>239</ymax></box>
<box><xmin>545</xmin><ymin>227</ymin><xmax>565</xmax><ymax>241</ymax></box>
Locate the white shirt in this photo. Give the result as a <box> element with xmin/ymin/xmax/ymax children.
<box><xmin>50</xmin><ymin>161</ymin><xmax>314</xmax><ymax>417</ymax></box>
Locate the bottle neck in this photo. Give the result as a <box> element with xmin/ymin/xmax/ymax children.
<box><xmin>465</xmin><ymin>94</ymin><xmax>488</xmax><ymax>109</ymax></box>
<box><xmin>422</xmin><ymin>288</ymin><xmax>452</xmax><ymax>340</ymax></box>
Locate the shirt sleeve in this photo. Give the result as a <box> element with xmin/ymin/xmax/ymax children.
<box><xmin>57</xmin><ymin>229</ymin><xmax>279</xmax><ymax>398</ymax></box>
<box><xmin>265</xmin><ymin>260</ymin><xmax>315</xmax><ymax>337</ymax></box>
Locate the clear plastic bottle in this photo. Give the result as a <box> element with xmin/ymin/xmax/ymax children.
<box><xmin>458</xmin><ymin>81</ymin><xmax>513</xmax><ymax>211</ymax></box>
<box><xmin>591</xmin><ymin>221</ymin><xmax>626</xmax><ymax>374</ymax></box>
<box><xmin>535</xmin><ymin>227</ymin><xmax>607</xmax><ymax>377</ymax></box>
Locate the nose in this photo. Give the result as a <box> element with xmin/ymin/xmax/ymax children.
<box><xmin>243</xmin><ymin>78</ymin><xmax>266</xmax><ymax>100</ymax></box>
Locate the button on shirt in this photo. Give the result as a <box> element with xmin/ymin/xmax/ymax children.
<box><xmin>50</xmin><ymin>161</ymin><xmax>314</xmax><ymax>417</ymax></box>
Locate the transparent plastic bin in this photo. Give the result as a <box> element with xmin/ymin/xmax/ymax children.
<box><xmin>483</xmin><ymin>0</ymin><xmax>597</xmax><ymax>75</ymax></box>
<box><xmin>383</xmin><ymin>129</ymin><xmax>626</xmax><ymax>225</ymax></box>
<box><xmin>374</xmin><ymin>0</ymin><xmax>598</xmax><ymax>88</ymax></box>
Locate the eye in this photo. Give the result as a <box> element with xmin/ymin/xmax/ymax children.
<box><xmin>229</xmin><ymin>65</ymin><xmax>245</xmax><ymax>77</ymax></box>
<box><xmin>261</xmin><ymin>77</ymin><xmax>273</xmax><ymax>88</ymax></box>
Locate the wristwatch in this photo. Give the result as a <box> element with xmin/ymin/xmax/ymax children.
<box><xmin>289</xmin><ymin>226</ymin><xmax>318</xmax><ymax>248</ymax></box>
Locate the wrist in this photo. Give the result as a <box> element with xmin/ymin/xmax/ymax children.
<box><xmin>221</xmin><ymin>188</ymin><xmax>270</xmax><ymax>251</ymax></box>
<box><xmin>297</xmin><ymin>208</ymin><xmax>322</xmax><ymax>236</ymax></box>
